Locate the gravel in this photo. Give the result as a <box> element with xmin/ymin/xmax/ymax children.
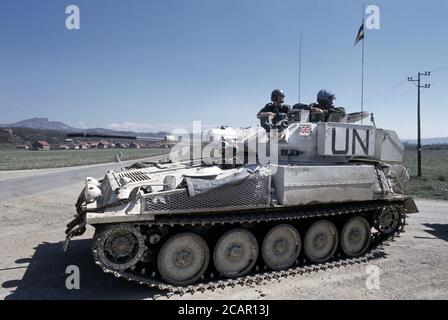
<box><xmin>0</xmin><ymin>182</ymin><xmax>446</xmax><ymax>300</ymax></box>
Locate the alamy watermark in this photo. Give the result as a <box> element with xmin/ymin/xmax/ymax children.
<box><xmin>65</xmin><ymin>5</ymin><xmax>80</xmax><ymax>30</ymax></box>
<box><xmin>166</xmin><ymin>121</ymin><xmax>280</xmax><ymax>169</ymax></box>
<box><xmin>365</xmin><ymin>265</ymin><xmax>380</xmax><ymax>290</ymax></box>
<box><xmin>65</xmin><ymin>265</ymin><xmax>80</xmax><ymax>290</ymax></box>
<box><xmin>365</xmin><ymin>5</ymin><xmax>381</xmax><ymax>30</ymax></box>
<box><xmin>63</xmin><ymin>4</ymin><xmax>380</xmax><ymax>31</ymax></box>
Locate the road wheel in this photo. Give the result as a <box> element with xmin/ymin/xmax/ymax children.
<box><xmin>158</xmin><ymin>233</ymin><xmax>209</xmax><ymax>286</ymax></box>
<box><xmin>340</xmin><ymin>216</ymin><xmax>371</xmax><ymax>257</ymax></box>
<box><xmin>262</xmin><ymin>224</ymin><xmax>301</xmax><ymax>270</ymax></box>
<box><xmin>375</xmin><ymin>206</ymin><xmax>400</xmax><ymax>235</ymax></box>
<box><xmin>213</xmin><ymin>229</ymin><xmax>258</xmax><ymax>278</ymax></box>
<box><xmin>93</xmin><ymin>224</ymin><xmax>146</xmax><ymax>271</ymax></box>
<box><xmin>304</xmin><ymin>220</ymin><xmax>338</xmax><ymax>263</ymax></box>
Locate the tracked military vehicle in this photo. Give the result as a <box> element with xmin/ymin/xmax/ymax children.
<box><xmin>64</xmin><ymin>110</ymin><xmax>418</xmax><ymax>292</ymax></box>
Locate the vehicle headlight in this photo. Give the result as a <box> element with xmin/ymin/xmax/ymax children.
<box><xmin>85</xmin><ymin>177</ymin><xmax>100</xmax><ymax>187</ymax></box>
<box><xmin>85</xmin><ymin>183</ymin><xmax>102</xmax><ymax>203</ymax></box>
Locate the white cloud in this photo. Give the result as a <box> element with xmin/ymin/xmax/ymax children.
<box><xmin>76</xmin><ymin>121</ymin><xmax>89</xmax><ymax>129</ymax></box>
<box><xmin>107</xmin><ymin>121</ymin><xmax>219</xmax><ymax>133</ymax></box>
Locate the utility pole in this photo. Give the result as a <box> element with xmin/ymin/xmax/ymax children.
<box><xmin>298</xmin><ymin>32</ymin><xmax>302</xmax><ymax>103</ymax></box>
<box><xmin>407</xmin><ymin>71</ymin><xmax>431</xmax><ymax>177</ymax></box>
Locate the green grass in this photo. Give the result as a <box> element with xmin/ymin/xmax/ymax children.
<box><xmin>0</xmin><ymin>148</ymin><xmax>170</xmax><ymax>171</ymax></box>
<box><xmin>403</xmin><ymin>149</ymin><xmax>448</xmax><ymax>200</ymax></box>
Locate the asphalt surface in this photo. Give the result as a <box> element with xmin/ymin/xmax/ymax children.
<box><xmin>0</xmin><ymin>162</ymin><xmax>447</xmax><ymax>300</ymax></box>
<box><xmin>0</xmin><ymin>154</ymin><xmax>168</xmax><ymax>201</ymax></box>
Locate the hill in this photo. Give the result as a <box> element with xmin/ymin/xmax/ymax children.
<box><xmin>402</xmin><ymin>137</ymin><xmax>448</xmax><ymax>145</ymax></box>
<box><xmin>0</xmin><ymin>118</ymin><xmax>170</xmax><ymax>149</ymax></box>
<box><xmin>0</xmin><ymin>117</ymin><xmax>78</xmax><ymax>131</ymax></box>
<box><xmin>0</xmin><ymin>117</ymin><xmax>168</xmax><ymax>137</ymax></box>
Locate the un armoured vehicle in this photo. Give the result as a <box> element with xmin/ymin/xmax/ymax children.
<box><xmin>64</xmin><ymin>110</ymin><xmax>418</xmax><ymax>291</ymax></box>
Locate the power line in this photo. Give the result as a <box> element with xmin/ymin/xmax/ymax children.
<box><xmin>429</xmin><ymin>81</ymin><xmax>448</xmax><ymax>86</ymax></box>
<box><xmin>347</xmin><ymin>79</ymin><xmax>407</xmax><ymax>110</ymax></box>
<box><xmin>407</xmin><ymin>71</ymin><xmax>431</xmax><ymax>177</ymax></box>
<box><xmin>429</xmin><ymin>66</ymin><xmax>448</xmax><ymax>73</ymax></box>
<box><xmin>364</xmin><ymin>80</ymin><xmax>407</xmax><ymax>103</ymax></box>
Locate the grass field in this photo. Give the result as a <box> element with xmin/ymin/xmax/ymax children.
<box><xmin>0</xmin><ymin>148</ymin><xmax>170</xmax><ymax>171</ymax></box>
<box><xmin>403</xmin><ymin>149</ymin><xmax>448</xmax><ymax>200</ymax></box>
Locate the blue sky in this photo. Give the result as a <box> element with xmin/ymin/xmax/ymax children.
<box><xmin>0</xmin><ymin>0</ymin><xmax>447</xmax><ymax>138</ymax></box>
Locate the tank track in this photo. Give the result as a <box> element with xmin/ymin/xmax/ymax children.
<box><xmin>91</xmin><ymin>200</ymin><xmax>407</xmax><ymax>295</ymax></box>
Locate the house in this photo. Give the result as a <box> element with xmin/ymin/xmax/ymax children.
<box><xmin>32</xmin><ymin>140</ymin><xmax>51</xmax><ymax>151</ymax></box>
<box><xmin>115</xmin><ymin>142</ymin><xmax>125</xmax><ymax>148</ymax></box>
<box><xmin>89</xmin><ymin>142</ymin><xmax>99</xmax><ymax>149</ymax></box>
<box><xmin>98</xmin><ymin>140</ymin><xmax>110</xmax><ymax>149</ymax></box>
<box><xmin>129</xmin><ymin>142</ymin><xmax>140</xmax><ymax>149</ymax></box>
<box><xmin>79</xmin><ymin>141</ymin><xmax>89</xmax><ymax>149</ymax></box>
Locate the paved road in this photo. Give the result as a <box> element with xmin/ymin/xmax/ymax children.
<box><xmin>0</xmin><ymin>154</ymin><xmax>168</xmax><ymax>201</ymax></box>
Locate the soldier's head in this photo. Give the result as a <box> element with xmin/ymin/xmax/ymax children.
<box><xmin>271</xmin><ymin>89</ymin><xmax>285</xmax><ymax>105</ymax></box>
<box><xmin>317</xmin><ymin>89</ymin><xmax>336</xmax><ymax>108</ymax></box>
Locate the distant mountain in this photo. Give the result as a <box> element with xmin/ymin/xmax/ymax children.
<box><xmin>0</xmin><ymin>126</ymin><xmax>169</xmax><ymax>149</ymax></box>
<box><xmin>402</xmin><ymin>137</ymin><xmax>448</xmax><ymax>145</ymax></box>
<box><xmin>0</xmin><ymin>117</ymin><xmax>78</xmax><ymax>131</ymax></box>
<box><xmin>0</xmin><ymin>118</ymin><xmax>168</xmax><ymax>139</ymax></box>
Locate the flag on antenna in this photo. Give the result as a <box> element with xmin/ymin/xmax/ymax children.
<box><xmin>354</xmin><ymin>24</ymin><xmax>365</xmax><ymax>46</ymax></box>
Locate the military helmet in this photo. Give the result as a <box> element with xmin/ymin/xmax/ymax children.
<box><xmin>271</xmin><ymin>89</ymin><xmax>285</xmax><ymax>102</ymax></box>
<box><xmin>317</xmin><ymin>89</ymin><xmax>336</xmax><ymax>104</ymax></box>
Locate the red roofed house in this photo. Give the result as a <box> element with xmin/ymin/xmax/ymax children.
<box><xmin>98</xmin><ymin>140</ymin><xmax>111</xmax><ymax>149</ymax></box>
<box><xmin>79</xmin><ymin>141</ymin><xmax>89</xmax><ymax>149</ymax></box>
<box><xmin>32</xmin><ymin>140</ymin><xmax>51</xmax><ymax>151</ymax></box>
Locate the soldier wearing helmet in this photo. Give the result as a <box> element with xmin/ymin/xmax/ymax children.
<box><xmin>293</xmin><ymin>89</ymin><xmax>346</xmax><ymax>122</ymax></box>
<box><xmin>257</xmin><ymin>89</ymin><xmax>291</xmax><ymax>132</ymax></box>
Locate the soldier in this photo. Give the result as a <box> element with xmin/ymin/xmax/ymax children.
<box><xmin>257</xmin><ymin>89</ymin><xmax>291</xmax><ymax>132</ymax></box>
<box><xmin>293</xmin><ymin>89</ymin><xmax>346</xmax><ymax>122</ymax></box>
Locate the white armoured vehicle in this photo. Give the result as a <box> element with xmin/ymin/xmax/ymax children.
<box><xmin>64</xmin><ymin>110</ymin><xmax>418</xmax><ymax>292</ymax></box>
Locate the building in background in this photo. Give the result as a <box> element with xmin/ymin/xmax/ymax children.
<box><xmin>98</xmin><ymin>140</ymin><xmax>112</xmax><ymax>149</ymax></box>
<box><xmin>32</xmin><ymin>140</ymin><xmax>50</xmax><ymax>151</ymax></box>
<box><xmin>79</xmin><ymin>141</ymin><xmax>89</xmax><ymax>149</ymax></box>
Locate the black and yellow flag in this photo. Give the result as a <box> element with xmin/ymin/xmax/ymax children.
<box><xmin>354</xmin><ymin>24</ymin><xmax>365</xmax><ymax>46</ymax></box>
